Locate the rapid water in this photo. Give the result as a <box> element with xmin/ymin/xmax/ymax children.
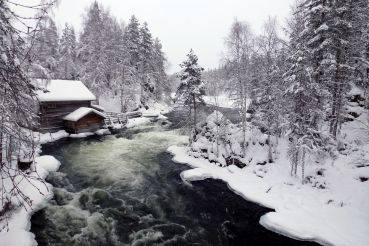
<box><xmin>31</xmin><ymin>122</ymin><xmax>317</xmax><ymax>246</ymax></box>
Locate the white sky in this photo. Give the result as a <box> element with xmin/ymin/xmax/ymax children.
<box><xmin>51</xmin><ymin>0</ymin><xmax>295</xmax><ymax>74</ymax></box>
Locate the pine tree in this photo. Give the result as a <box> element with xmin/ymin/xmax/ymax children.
<box><xmin>303</xmin><ymin>0</ymin><xmax>354</xmax><ymax>138</ymax></box>
<box><xmin>349</xmin><ymin>0</ymin><xmax>369</xmax><ymax>107</ymax></box>
<box><xmin>285</xmin><ymin>0</ymin><xmax>331</xmax><ymax>181</ymax></box>
<box><xmin>139</xmin><ymin>22</ymin><xmax>154</xmax><ymax>105</ymax></box>
<box><xmin>152</xmin><ymin>38</ymin><xmax>168</xmax><ymax>100</ymax></box>
<box><xmin>57</xmin><ymin>23</ymin><xmax>77</xmax><ymax>79</ymax></box>
<box><xmin>79</xmin><ymin>1</ymin><xmax>107</xmax><ymax>97</ymax></box>
<box><xmin>176</xmin><ymin>49</ymin><xmax>205</xmax><ymax>140</ymax></box>
<box><xmin>124</xmin><ymin>15</ymin><xmax>141</xmax><ymax>69</ymax></box>
<box><xmin>29</xmin><ymin>15</ymin><xmax>59</xmax><ymax>78</ymax></box>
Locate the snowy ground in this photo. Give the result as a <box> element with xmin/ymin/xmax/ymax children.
<box><xmin>203</xmin><ymin>94</ymin><xmax>235</xmax><ymax>108</ymax></box>
<box><xmin>0</xmin><ymin>156</ymin><xmax>61</xmax><ymax>246</ymax></box>
<box><xmin>138</xmin><ymin>101</ymin><xmax>171</xmax><ymax>118</ymax></box>
<box><xmin>168</xmin><ymin>111</ymin><xmax>369</xmax><ymax>246</ymax></box>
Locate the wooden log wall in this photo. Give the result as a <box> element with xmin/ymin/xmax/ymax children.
<box><xmin>38</xmin><ymin>101</ymin><xmax>91</xmax><ymax>132</ymax></box>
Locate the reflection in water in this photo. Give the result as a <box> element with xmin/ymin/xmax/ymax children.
<box><xmin>31</xmin><ymin>124</ymin><xmax>317</xmax><ymax>246</ymax></box>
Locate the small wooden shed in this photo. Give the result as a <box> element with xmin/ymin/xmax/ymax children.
<box><xmin>63</xmin><ymin>107</ymin><xmax>106</xmax><ymax>134</ymax></box>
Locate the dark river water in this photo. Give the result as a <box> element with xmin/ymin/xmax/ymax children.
<box><xmin>31</xmin><ymin>122</ymin><xmax>317</xmax><ymax>246</ymax></box>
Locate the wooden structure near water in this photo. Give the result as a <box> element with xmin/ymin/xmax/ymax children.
<box><xmin>63</xmin><ymin>107</ymin><xmax>106</xmax><ymax>134</ymax></box>
<box><xmin>104</xmin><ymin>111</ymin><xmax>142</xmax><ymax>128</ymax></box>
<box><xmin>34</xmin><ymin>79</ymin><xmax>97</xmax><ymax>133</ymax></box>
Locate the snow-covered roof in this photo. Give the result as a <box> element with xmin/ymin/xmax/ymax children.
<box><xmin>63</xmin><ymin>107</ymin><xmax>106</xmax><ymax>122</ymax></box>
<box><xmin>34</xmin><ymin>79</ymin><xmax>96</xmax><ymax>102</ymax></box>
<box><xmin>91</xmin><ymin>104</ymin><xmax>105</xmax><ymax>112</ymax></box>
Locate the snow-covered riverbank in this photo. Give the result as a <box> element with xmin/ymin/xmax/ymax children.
<box><xmin>168</xmin><ymin>142</ymin><xmax>369</xmax><ymax>246</ymax></box>
<box><xmin>168</xmin><ymin>110</ymin><xmax>369</xmax><ymax>246</ymax></box>
<box><xmin>0</xmin><ymin>155</ymin><xmax>60</xmax><ymax>246</ymax></box>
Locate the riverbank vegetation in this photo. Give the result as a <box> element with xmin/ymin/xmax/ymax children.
<box><xmin>190</xmin><ymin>0</ymin><xmax>369</xmax><ymax>181</ymax></box>
<box><xmin>172</xmin><ymin>0</ymin><xmax>369</xmax><ymax>245</ymax></box>
<box><xmin>1</xmin><ymin>0</ymin><xmax>369</xmax><ymax>245</ymax></box>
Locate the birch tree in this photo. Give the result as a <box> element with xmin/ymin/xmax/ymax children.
<box><xmin>225</xmin><ymin>19</ymin><xmax>253</xmax><ymax>157</ymax></box>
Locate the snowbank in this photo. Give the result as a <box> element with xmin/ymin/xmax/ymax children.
<box><xmin>203</xmin><ymin>94</ymin><xmax>251</xmax><ymax>109</ymax></box>
<box><xmin>168</xmin><ymin>107</ymin><xmax>369</xmax><ymax>246</ymax></box>
<box><xmin>35</xmin><ymin>130</ymin><xmax>70</xmax><ymax>144</ymax></box>
<box><xmin>34</xmin><ymin>128</ymin><xmax>111</xmax><ymax>143</ymax></box>
<box><xmin>0</xmin><ymin>156</ymin><xmax>61</xmax><ymax>246</ymax></box>
<box><xmin>203</xmin><ymin>94</ymin><xmax>235</xmax><ymax>108</ymax></box>
<box><xmin>139</xmin><ymin>101</ymin><xmax>171</xmax><ymax>118</ymax></box>
<box><xmin>168</xmin><ymin>143</ymin><xmax>369</xmax><ymax>246</ymax></box>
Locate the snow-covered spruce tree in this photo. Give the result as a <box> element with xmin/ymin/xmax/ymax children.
<box><xmin>125</xmin><ymin>15</ymin><xmax>141</xmax><ymax>69</ymax></box>
<box><xmin>224</xmin><ymin>19</ymin><xmax>253</xmax><ymax>158</ymax></box>
<box><xmin>176</xmin><ymin>49</ymin><xmax>205</xmax><ymax>141</ymax></box>
<box><xmin>108</xmin><ymin>20</ymin><xmax>136</xmax><ymax>113</ymax></box>
<box><xmin>349</xmin><ymin>0</ymin><xmax>369</xmax><ymax>108</ymax></box>
<box><xmin>138</xmin><ymin>22</ymin><xmax>155</xmax><ymax>106</ymax></box>
<box><xmin>303</xmin><ymin>0</ymin><xmax>355</xmax><ymax>139</ymax></box>
<box><xmin>0</xmin><ymin>0</ymin><xmax>55</xmax><ymax>225</ymax></box>
<box><xmin>29</xmin><ymin>15</ymin><xmax>59</xmax><ymax>79</ymax></box>
<box><xmin>152</xmin><ymin>38</ymin><xmax>169</xmax><ymax>101</ymax></box>
<box><xmin>285</xmin><ymin>0</ymin><xmax>333</xmax><ymax>181</ymax></box>
<box><xmin>78</xmin><ymin>1</ymin><xmax>107</xmax><ymax>97</ymax></box>
<box><xmin>57</xmin><ymin>23</ymin><xmax>77</xmax><ymax>80</ymax></box>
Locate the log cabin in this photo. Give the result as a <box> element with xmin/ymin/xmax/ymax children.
<box><xmin>34</xmin><ymin>79</ymin><xmax>104</xmax><ymax>133</ymax></box>
<box><xmin>63</xmin><ymin>107</ymin><xmax>106</xmax><ymax>134</ymax></box>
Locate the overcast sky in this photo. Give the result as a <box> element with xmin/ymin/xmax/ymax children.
<box><xmin>51</xmin><ymin>0</ymin><xmax>295</xmax><ymax>74</ymax></box>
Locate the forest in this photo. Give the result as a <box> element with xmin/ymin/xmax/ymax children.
<box><xmin>1</xmin><ymin>0</ymin><xmax>369</xmax><ymax>245</ymax></box>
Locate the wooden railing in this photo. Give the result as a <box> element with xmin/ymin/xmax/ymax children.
<box><xmin>103</xmin><ymin>111</ymin><xmax>142</xmax><ymax>128</ymax></box>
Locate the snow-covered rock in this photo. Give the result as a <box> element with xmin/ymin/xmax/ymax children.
<box><xmin>0</xmin><ymin>156</ymin><xmax>61</xmax><ymax>246</ymax></box>
<box><xmin>189</xmin><ymin>111</ymin><xmax>269</xmax><ymax>168</ymax></box>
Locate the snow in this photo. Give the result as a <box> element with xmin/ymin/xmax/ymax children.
<box><xmin>168</xmin><ymin>107</ymin><xmax>369</xmax><ymax>246</ymax></box>
<box><xmin>348</xmin><ymin>83</ymin><xmax>364</xmax><ymax>97</ymax></box>
<box><xmin>0</xmin><ymin>156</ymin><xmax>61</xmax><ymax>246</ymax></box>
<box><xmin>139</xmin><ymin>101</ymin><xmax>171</xmax><ymax>118</ymax></box>
<box><xmin>69</xmin><ymin>132</ymin><xmax>95</xmax><ymax>138</ymax></box>
<box><xmin>91</xmin><ymin>104</ymin><xmax>105</xmax><ymax>112</ymax></box>
<box><xmin>203</xmin><ymin>94</ymin><xmax>236</xmax><ymax>108</ymax></box>
<box><xmin>126</xmin><ymin>117</ymin><xmax>151</xmax><ymax>128</ymax></box>
<box><xmin>35</xmin><ymin>130</ymin><xmax>70</xmax><ymax>144</ymax></box>
<box><xmin>63</xmin><ymin>107</ymin><xmax>106</xmax><ymax>122</ymax></box>
<box><xmin>34</xmin><ymin>128</ymin><xmax>111</xmax><ymax>144</ymax></box>
<box><xmin>33</xmin><ymin>79</ymin><xmax>96</xmax><ymax>102</ymax></box>
<box><xmin>122</xmin><ymin>102</ymin><xmax>171</xmax><ymax>128</ymax></box>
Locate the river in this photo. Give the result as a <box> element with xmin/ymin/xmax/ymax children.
<box><xmin>31</xmin><ymin>121</ymin><xmax>317</xmax><ymax>245</ymax></box>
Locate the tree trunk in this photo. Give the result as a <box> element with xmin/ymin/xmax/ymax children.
<box><xmin>268</xmin><ymin>130</ymin><xmax>272</xmax><ymax>162</ymax></box>
<box><xmin>193</xmin><ymin>94</ymin><xmax>197</xmax><ymax>142</ymax></box>
<box><xmin>301</xmin><ymin>148</ymin><xmax>306</xmax><ymax>184</ymax></box>
<box><xmin>0</xmin><ymin>130</ymin><xmax>2</xmax><ymax>167</ymax></box>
